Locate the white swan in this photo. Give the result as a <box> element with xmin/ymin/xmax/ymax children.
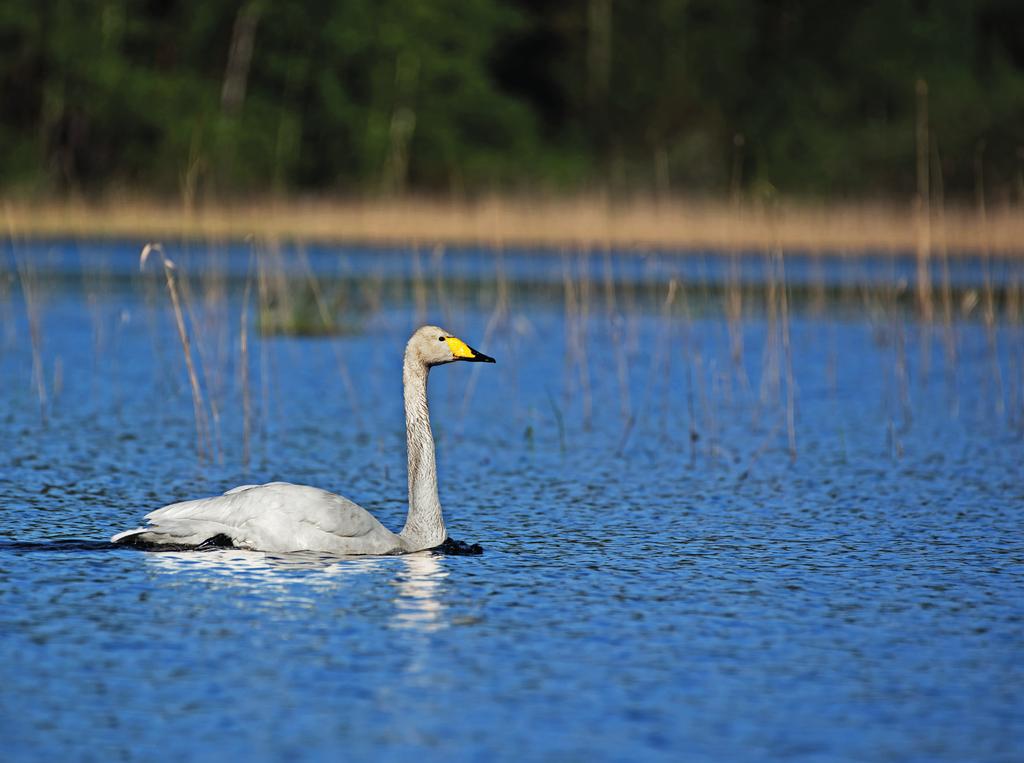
<box><xmin>111</xmin><ymin>325</ymin><xmax>495</xmax><ymax>554</ymax></box>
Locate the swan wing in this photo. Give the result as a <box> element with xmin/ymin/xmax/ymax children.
<box><xmin>116</xmin><ymin>482</ymin><xmax>401</xmax><ymax>554</ymax></box>
<box><xmin>221</xmin><ymin>481</ymin><xmax>290</xmax><ymax>496</ymax></box>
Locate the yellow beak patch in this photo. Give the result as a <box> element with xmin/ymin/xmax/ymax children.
<box><xmin>445</xmin><ymin>336</ymin><xmax>477</xmax><ymax>359</ymax></box>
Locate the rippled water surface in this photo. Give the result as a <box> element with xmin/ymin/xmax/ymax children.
<box><xmin>0</xmin><ymin>242</ymin><xmax>1021</xmax><ymax>761</ymax></box>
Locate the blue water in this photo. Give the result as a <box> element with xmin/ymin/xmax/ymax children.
<box><xmin>0</xmin><ymin>241</ymin><xmax>1021</xmax><ymax>761</ymax></box>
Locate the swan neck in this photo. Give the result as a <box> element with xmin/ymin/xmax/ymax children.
<box><xmin>399</xmin><ymin>354</ymin><xmax>446</xmax><ymax>551</ymax></box>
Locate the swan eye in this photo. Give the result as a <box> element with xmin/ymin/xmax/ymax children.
<box><xmin>438</xmin><ymin>336</ymin><xmax>446</xmax><ymax>341</ymax></box>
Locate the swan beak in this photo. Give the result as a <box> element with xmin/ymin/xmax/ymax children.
<box><xmin>465</xmin><ymin>346</ymin><xmax>496</xmax><ymax>363</ymax></box>
<box><xmin>446</xmin><ymin>336</ymin><xmax>496</xmax><ymax>363</ymax></box>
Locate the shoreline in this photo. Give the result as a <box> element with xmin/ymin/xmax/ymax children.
<box><xmin>4</xmin><ymin>196</ymin><xmax>1023</xmax><ymax>255</ymax></box>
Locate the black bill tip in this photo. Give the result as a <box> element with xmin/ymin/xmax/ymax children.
<box><xmin>467</xmin><ymin>345</ymin><xmax>496</xmax><ymax>363</ymax></box>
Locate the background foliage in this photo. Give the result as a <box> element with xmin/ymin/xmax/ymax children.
<box><xmin>1</xmin><ymin>0</ymin><xmax>1023</xmax><ymax>200</ymax></box>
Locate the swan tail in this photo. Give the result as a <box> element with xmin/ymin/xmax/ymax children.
<box><xmin>110</xmin><ymin>527</ymin><xmax>149</xmax><ymax>544</ymax></box>
<box><xmin>111</xmin><ymin>520</ymin><xmax>240</xmax><ymax>549</ymax></box>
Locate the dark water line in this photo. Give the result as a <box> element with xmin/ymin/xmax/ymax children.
<box><xmin>0</xmin><ymin>537</ymin><xmax>484</xmax><ymax>555</ymax></box>
<box><xmin>0</xmin><ymin>539</ymin><xmax>119</xmax><ymax>552</ymax></box>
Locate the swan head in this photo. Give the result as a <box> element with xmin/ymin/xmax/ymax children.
<box><xmin>407</xmin><ymin>325</ymin><xmax>496</xmax><ymax>367</ymax></box>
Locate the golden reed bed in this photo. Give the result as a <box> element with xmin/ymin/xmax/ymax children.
<box><xmin>4</xmin><ymin>196</ymin><xmax>1022</xmax><ymax>254</ymax></box>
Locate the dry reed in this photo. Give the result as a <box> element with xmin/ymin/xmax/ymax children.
<box><xmin>140</xmin><ymin>242</ymin><xmax>210</xmax><ymax>460</ymax></box>
<box><xmin>239</xmin><ymin>252</ymin><xmax>254</xmax><ymax>467</ymax></box>
<box><xmin>5</xmin><ymin>196</ymin><xmax>1024</xmax><ymax>254</ymax></box>
<box><xmin>458</xmin><ymin>246</ymin><xmax>509</xmax><ymax>425</ymax></box>
<box><xmin>5</xmin><ymin>193</ymin><xmax>1019</xmax><ymax>473</ymax></box>
<box><xmin>776</xmin><ymin>250</ymin><xmax>798</xmax><ymax>461</ymax></box>
<box><xmin>14</xmin><ymin>257</ymin><xmax>47</xmax><ymax>422</ymax></box>
<box><xmin>175</xmin><ymin>248</ymin><xmax>226</xmax><ymax>461</ymax></box>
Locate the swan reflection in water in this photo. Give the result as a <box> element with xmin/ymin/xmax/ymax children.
<box><xmin>144</xmin><ymin>549</ymin><xmax>449</xmax><ymax>631</ymax></box>
<box><xmin>389</xmin><ymin>552</ymin><xmax>449</xmax><ymax>632</ymax></box>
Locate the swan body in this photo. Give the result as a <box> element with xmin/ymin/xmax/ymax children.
<box><xmin>112</xmin><ymin>326</ymin><xmax>495</xmax><ymax>554</ymax></box>
<box><xmin>112</xmin><ymin>482</ymin><xmax>405</xmax><ymax>554</ymax></box>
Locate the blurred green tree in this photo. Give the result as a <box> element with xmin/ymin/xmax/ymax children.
<box><xmin>0</xmin><ymin>0</ymin><xmax>1021</xmax><ymax>199</ymax></box>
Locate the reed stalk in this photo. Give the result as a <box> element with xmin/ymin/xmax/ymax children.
<box><xmin>239</xmin><ymin>253</ymin><xmax>254</xmax><ymax>467</ymax></box>
<box><xmin>140</xmin><ymin>242</ymin><xmax>210</xmax><ymax>460</ymax></box>
<box><xmin>0</xmin><ymin>256</ymin><xmax>13</xmax><ymax>350</ymax></box>
<box><xmin>431</xmin><ymin>244</ymin><xmax>453</xmax><ymax>330</ymax></box>
<box><xmin>255</xmin><ymin>247</ymin><xmax>274</xmax><ymax>461</ymax></box>
<box><xmin>776</xmin><ymin>249</ymin><xmax>798</xmax><ymax>461</ymax></box>
<box><xmin>975</xmin><ymin>147</ymin><xmax>1006</xmax><ymax>417</ymax></box>
<box><xmin>935</xmin><ymin>145</ymin><xmax>958</xmax><ymax>412</ymax></box>
<box><xmin>602</xmin><ymin>248</ymin><xmax>632</xmax><ymax>429</ymax></box>
<box><xmin>759</xmin><ymin>250</ymin><xmax>781</xmax><ymax>410</ymax></box>
<box><xmin>638</xmin><ymin>277</ymin><xmax>677</xmax><ymax>447</ymax></box>
<box><xmin>725</xmin><ymin>254</ymin><xmax>750</xmax><ymax>397</ymax></box>
<box><xmin>459</xmin><ymin>246</ymin><xmax>509</xmax><ymax>424</ymax></box>
<box><xmin>562</xmin><ymin>253</ymin><xmax>592</xmax><ymax>429</ymax></box>
<box><xmin>915</xmin><ymin>79</ymin><xmax>934</xmax><ymax>323</ymax></box>
<box><xmin>577</xmin><ymin>251</ymin><xmax>594</xmax><ymax>426</ymax></box>
<box><xmin>411</xmin><ymin>246</ymin><xmax>428</xmax><ymax>326</ymax></box>
<box><xmin>15</xmin><ymin>257</ymin><xmax>47</xmax><ymax>423</ymax></box>
<box><xmin>295</xmin><ymin>245</ymin><xmax>363</xmax><ymax>430</ymax></box>
<box><xmin>175</xmin><ymin>252</ymin><xmax>224</xmax><ymax>460</ymax></box>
